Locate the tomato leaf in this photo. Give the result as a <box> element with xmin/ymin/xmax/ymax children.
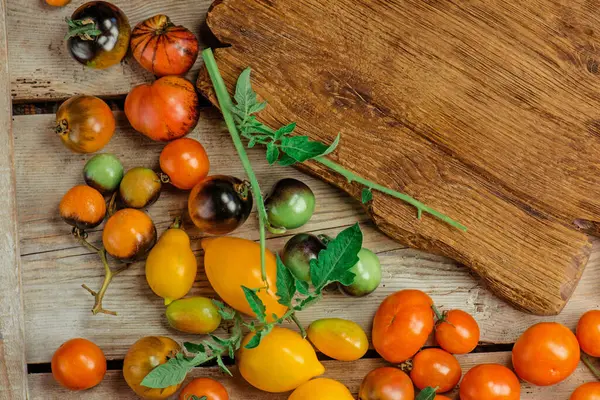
<box><xmin>242</xmin><ymin>286</ymin><xmax>267</xmax><ymax>323</ymax></box>
<box><xmin>212</xmin><ymin>299</ymin><xmax>236</xmax><ymax>321</ymax></box>
<box><xmin>276</xmin><ymin>254</ymin><xmax>296</xmax><ymax>307</ymax></box>
<box><xmin>321</xmin><ymin>133</ymin><xmax>340</xmax><ymax>157</ymax></box>
<box><xmin>266</xmin><ymin>142</ymin><xmax>280</xmax><ymax>165</ymax></box>
<box><xmin>216</xmin><ymin>355</ymin><xmax>232</xmax><ymax>377</ymax></box>
<box><xmin>280</xmin><ymin>136</ymin><xmax>329</xmax><ymax>162</ymax></box>
<box><xmin>184</xmin><ymin>342</ymin><xmax>205</xmax><ymax>354</ymax></box>
<box><xmin>416</xmin><ymin>387</ymin><xmax>438</xmax><ymax>400</ymax></box>
<box><xmin>295</xmin><ymin>279</ymin><xmax>310</xmax><ymax>296</ymax></box>
<box><xmin>141</xmin><ymin>352</ymin><xmax>200</xmax><ymax>389</ymax></box>
<box><xmin>293</xmin><ymin>295</ymin><xmax>321</xmax><ymax>311</ymax></box>
<box><xmin>234</xmin><ymin>68</ymin><xmax>258</xmax><ymax>116</ymax></box>
<box><xmin>278</xmin><ymin>153</ymin><xmax>297</xmax><ymax>166</ymax></box>
<box><xmin>274</xmin><ymin>122</ymin><xmax>297</xmax><ymax>139</ymax></box>
<box><xmin>244</xmin><ymin>330</ymin><xmax>265</xmax><ymax>350</ymax></box>
<box><xmin>310</xmin><ymin>223</ymin><xmax>362</xmax><ymax>292</ymax></box>
<box><xmin>361</xmin><ymin>188</ymin><xmax>373</xmax><ymax>204</ymax></box>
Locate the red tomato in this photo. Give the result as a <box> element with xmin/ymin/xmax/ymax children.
<box><xmin>459</xmin><ymin>364</ymin><xmax>520</xmax><ymax>400</ymax></box>
<box><xmin>358</xmin><ymin>367</ymin><xmax>414</xmax><ymax>400</ymax></box>
<box><xmin>372</xmin><ymin>290</ymin><xmax>434</xmax><ymax>363</ymax></box>
<box><xmin>571</xmin><ymin>382</ymin><xmax>600</xmax><ymax>400</ymax></box>
<box><xmin>512</xmin><ymin>322</ymin><xmax>580</xmax><ymax>386</ymax></box>
<box><xmin>435</xmin><ymin>309</ymin><xmax>480</xmax><ymax>354</ymax></box>
<box><xmin>577</xmin><ymin>310</ymin><xmax>600</xmax><ymax>356</ymax></box>
<box><xmin>51</xmin><ymin>338</ymin><xmax>106</xmax><ymax>391</ymax></box>
<box><xmin>410</xmin><ymin>348</ymin><xmax>461</xmax><ymax>393</ymax></box>
<box><xmin>179</xmin><ymin>378</ymin><xmax>229</xmax><ymax>400</ymax></box>
<box><xmin>160</xmin><ymin>138</ymin><xmax>210</xmax><ymax>189</ymax></box>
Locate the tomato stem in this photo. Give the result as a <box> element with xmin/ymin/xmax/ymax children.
<box><xmin>290</xmin><ymin>312</ymin><xmax>306</xmax><ymax>338</ymax></box>
<box><xmin>432</xmin><ymin>304</ymin><xmax>444</xmax><ymax>321</ymax></box>
<box><xmin>582</xmin><ymin>353</ymin><xmax>600</xmax><ymax>381</ymax></box>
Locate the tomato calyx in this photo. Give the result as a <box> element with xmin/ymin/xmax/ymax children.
<box><xmin>432</xmin><ymin>305</ymin><xmax>455</xmax><ymax>329</ymax></box>
<box><xmin>399</xmin><ymin>359</ymin><xmax>413</xmax><ymax>373</ymax></box>
<box><xmin>55</xmin><ymin>118</ymin><xmax>69</xmax><ymax>136</ymax></box>
<box><xmin>65</xmin><ymin>17</ymin><xmax>102</xmax><ymax>41</ymax></box>
<box><xmin>170</xmin><ymin>216</ymin><xmax>183</xmax><ymax>230</ymax></box>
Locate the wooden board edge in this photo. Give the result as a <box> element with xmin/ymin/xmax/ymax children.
<box><xmin>0</xmin><ymin>0</ymin><xmax>28</xmax><ymax>398</ymax></box>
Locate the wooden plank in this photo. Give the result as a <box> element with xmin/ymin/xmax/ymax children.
<box><xmin>0</xmin><ymin>0</ymin><xmax>28</xmax><ymax>397</ymax></box>
<box><xmin>14</xmin><ymin>110</ymin><xmax>600</xmax><ymax>364</ymax></box>
<box><xmin>27</xmin><ymin>352</ymin><xmax>598</xmax><ymax>399</ymax></box>
<box><xmin>7</xmin><ymin>0</ymin><xmax>212</xmax><ymax>102</ymax></box>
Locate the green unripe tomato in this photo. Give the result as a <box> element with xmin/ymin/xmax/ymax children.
<box><xmin>83</xmin><ymin>153</ymin><xmax>124</xmax><ymax>195</ymax></box>
<box><xmin>165</xmin><ymin>297</ymin><xmax>222</xmax><ymax>334</ymax></box>
<box><xmin>265</xmin><ymin>178</ymin><xmax>315</xmax><ymax>230</ymax></box>
<box><xmin>281</xmin><ymin>233</ymin><xmax>326</xmax><ymax>282</ymax></box>
<box><xmin>339</xmin><ymin>248</ymin><xmax>381</xmax><ymax>297</ymax></box>
<box><xmin>119</xmin><ymin>167</ymin><xmax>161</xmax><ymax>209</ymax></box>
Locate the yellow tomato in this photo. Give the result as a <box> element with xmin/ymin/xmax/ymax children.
<box><xmin>146</xmin><ymin>222</ymin><xmax>197</xmax><ymax>305</ymax></box>
<box><xmin>202</xmin><ymin>237</ymin><xmax>287</xmax><ymax>322</ymax></box>
<box><xmin>288</xmin><ymin>378</ymin><xmax>354</xmax><ymax>400</ymax></box>
<box><xmin>307</xmin><ymin>318</ymin><xmax>368</xmax><ymax>361</ymax></box>
<box><xmin>165</xmin><ymin>297</ymin><xmax>221</xmax><ymax>334</ymax></box>
<box><xmin>237</xmin><ymin>327</ymin><xmax>325</xmax><ymax>393</ymax></box>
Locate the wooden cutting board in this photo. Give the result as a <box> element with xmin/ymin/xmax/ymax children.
<box><xmin>197</xmin><ymin>0</ymin><xmax>600</xmax><ymax>315</ymax></box>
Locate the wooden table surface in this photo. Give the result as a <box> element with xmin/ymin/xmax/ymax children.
<box><xmin>3</xmin><ymin>1</ymin><xmax>600</xmax><ymax>399</ymax></box>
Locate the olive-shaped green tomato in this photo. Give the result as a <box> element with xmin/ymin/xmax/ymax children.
<box><xmin>339</xmin><ymin>248</ymin><xmax>381</xmax><ymax>297</ymax></box>
<box><xmin>165</xmin><ymin>297</ymin><xmax>222</xmax><ymax>334</ymax></box>
<box><xmin>281</xmin><ymin>233</ymin><xmax>326</xmax><ymax>282</ymax></box>
<box><xmin>119</xmin><ymin>167</ymin><xmax>161</xmax><ymax>209</ymax></box>
<box><xmin>83</xmin><ymin>153</ymin><xmax>124</xmax><ymax>195</ymax></box>
<box><xmin>265</xmin><ymin>178</ymin><xmax>315</xmax><ymax>230</ymax></box>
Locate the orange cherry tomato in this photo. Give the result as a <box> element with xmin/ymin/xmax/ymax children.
<box><xmin>160</xmin><ymin>138</ymin><xmax>210</xmax><ymax>190</ymax></box>
<box><xmin>372</xmin><ymin>290</ymin><xmax>434</xmax><ymax>363</ymax></box>
<box><xmin>125</xmin><ymin>76</ymin><xmax>199</xmax><ymax>142</ymax></box>
<box><xmin>459</xmin><ymin>364</ymin><xmax>520</xmax><ymax>400</ymax></box>
<box><xmin>358</xmin><ymin>367</ymin><xmax>414</xmax><ymax>400</ymax></box>
<box><xmin>571</xmin><ymin>382</ymin><xmax>600</xmax><ymax>400</ymax></box>
<box><xmin>179</xmin><ymin>378</ymin><xmax>229</xmax><ymax>400</ymax></box>
<box><xmin>51</xmin><ymin>338</ymin><xmax>106</xmax><ymax>391</ymax></box>
<box><xmin>435</xmin><ymin>309</ymin><xmax>480</xmax><ymax>354</ymax></box>
<box><xmin>46</xmin><ymin>0</ymin><xmax>71</xmax><ymax>6</ymax></box>
<box><xmin>512</xmin><ymin>322</ymin><xmax>580</xmax><ymax>386</ymax></box>
<box><xmin>59</xmin><ymin>185</ymin><xmax>106</xmax><ymax>230</ymax></box>
<box><xmin>577</xmin><ymin>310</ymin><xmax>600</xmax><ymax>357</ymax></box>
<box><xmin>102</xmin><ymin>209</ymin><xmax>157</xmax><ymax>261</ymax></box>
<box><xmin>410</xmin><ymin>348</ymin><xmax>461</xmax><ymax>393</ymax></box>
<box><xmin>434</xmin><ymin>396</ymin><xmax>451</xmax><ymax>400</ymax></box>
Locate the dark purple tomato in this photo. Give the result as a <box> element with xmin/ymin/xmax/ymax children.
<box><xmin>281</xmin><ymin>233</ymin><xmax>326</xmax><ymax>282</ymax></box>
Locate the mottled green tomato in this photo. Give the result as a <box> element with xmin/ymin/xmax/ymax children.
<box><xmin>281</xmin><ymin>233</ymin><xmax>325</xmax><ymax>282</ymax></box>
<box><xmin>83</xmin><ymin>153</ymin><xmax>124</xmax><ymax>195</ymax></box>
<box><xmin>339</xmin><ymin>248</ymin><xmax>381</xmax><ymax>297</ymax></box>
<box><xmin>165</xmin><ymin>297</ymin><xmax>222</xmax><ymax>334</ymax></box>
<box><xmin>119</xmin><ymin>167</ymin><xmax>161</xmax><ymax>209</ymax></box>
<box><xmin>265</xmin><ymin>178</ymin><xmax>315</xmax><ymax>230</ymax></box>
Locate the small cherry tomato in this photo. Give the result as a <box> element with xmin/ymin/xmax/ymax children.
<box><xmin>59</xmin><ymin>185</ymin><xmax>106</xmax><ymax>230</ymax></box>
<box><xmin>339</xmin><ymin>248</ymin><xmax>381</xmax><ymax>297</ymax></box>
<box><xmin>51</xmin><ymin>338</ymin><xmax>106</xmax><ymax>391</ymax></box>
<box><xmin>83</xmin><ymin>153</ymin><xmax>124</xmax><ymax>195</ymax></box>
<box><xmin>358</xmin><ymin>366</ymin><xmax>414</xmax><ymax>400</ymax></box>
<box><xmin>571</xmin><ymin>382</ymin><xmax>600</xmax><ymax>400</ymax></box>
<box><xmin>459</xmin><ymin>364</ymin><xmax>520</xmax><ymax>400</ymax></box>
<box><xmin>512</xmin><ymin>322</ymin><xmax>580</xmax><ymax>386</ymax></box>
<box><xmin>577</xmin><ymin>310</ymin><xmax>600</xmax><ymax>356</ymax></box>
<box><xmin>410</xmin><ymin>348</ymin><xmax>461</xmax><ymax>393</ymax></box>
<box><xmin>166</xmin><ymin>297</ymin><xmax>221</xmax><ymax>334</ymax></box>
<box><xmin>434</xmin><ymin>396</ymin><xmax>451</xmax><ymax>400</ymax></box>
<box><xmin>179</xmin><ymin>378</ymin><xmax>229</xmax><ymax>400</ymax></box>
<box><xmin>46</xmin><ymin>0</ymin><xmax>71</xmax><ymax>6</ymax></box>
<box><xmin>102</xmin><ymin>209</ymin><xmax>157</xmax><ymax>261</ymax></box>
<box><xmin>123</xmin><ymin>336</ymin><xmax>181</xmax><ymax>399</ymax></box>
<box><xmin>307</xmin><ymin>318</ymin><xmax>368</xmax><ymax>361</ymax></box>
<box><xmin>188</xmin><ymin>175</ymin><xmax>253</xmax><ymax>234</ymax></box>
<box><xmin>119</xmin><ymin>167</ymin><xmax>162</xmax><ymax>209</ymax></box>
<box><xmin>160</xmin><ymin>138</ymin><xmax>210</xmax><ymax>190</ymax></box>
<box><xmin>289</xmin><ymin>378</ymin><xmax>354</xmax><ymax>400</ymax></box>
<box><xmin>435</xmin><ymin>309</ymin><xmax>480</xmax><ymax>354</ymax></box>
<box><xmin>281</xmin><ymin>233</ymin><xmax>325</xmax><ymax>282</ymax></box>
<box><xmin>265</xmin><ymin>178</ymin><xmax>315</xmax><ymax>230</ymax></box>
<box><xmin>56</xmin><ymin>95</ymin><xmax>115</xmax><ymax>153</ymax></box>
<box><xmin>372</xmin><ymin>290</ymin><xmax>434</xmax><ymax>363</ymax></box>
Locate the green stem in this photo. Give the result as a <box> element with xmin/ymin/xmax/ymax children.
<box><xmin>202</xmin><ymin>48</ymin><xmax>269</xmax><ymax>286</ymax></box>
<box><xmin>582</xmin><ymin>353</ymin><xmax>600</xmax><ymax>380</ymax></box>
<box><xmin>431</xmin><ymin>304</ymin><xmax>444</xmax><ymax>321</ymax></box>
<box><xmin>315</xmin><ymin>157</ymin><xmax>467</xmax><ymax>231</ymax></box>
<box><xmin>290</xmin><ymin>312</ymin><xmax>307</xmax><ymax>338</ymax></box>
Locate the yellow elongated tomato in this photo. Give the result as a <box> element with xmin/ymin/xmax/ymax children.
<box><xmin>202</xmin><ymin>237</ymin><xmax>287</xmax><ymax>321</ymax></box>
<box><xmin>288</xmin><ymin>378</ymin><xmax>354</xmax><ymax>400</ymax></box>
<box><xmin>166</xmin><ymin>297</ymin><xmax>221</xmax><ymax>334</ymax></box>
<box><xmin>238</xmin><ymin>327</ymin><xmax>325</xmax><ymax>393</ymax></box>
<box><xmin>307</xmin><ymin>318</ymin><xmax>368</xmax><ymax>361</ymax></box>
<box><xmin>146</xmin><ymin>219</ymin><xmax>197</xmax><ymax>305</ymax></box>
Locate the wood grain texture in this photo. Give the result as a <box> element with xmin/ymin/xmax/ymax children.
<box><xmin>0</xmin><ymin>0</ymin><xmax>28</xmax><ymax>397</ymax></box>
<box><xmin>7</xmin><ymin>0</ymin><xmax>212</xmax><ymax>102</ymax></box>
<box><xmin>196</xmin><ymin>0</ymin><xmax>600</xmax><ymax>315</ymax></box>
<box><xmin>27</xmin><ymin>352</ymin><xmax>598</xmax><ymax>399</ymax></box>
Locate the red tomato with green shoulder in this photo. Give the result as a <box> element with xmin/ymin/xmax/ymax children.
<box><xmin>51</xmin><ymin>338</ymin><xmax>106</xmax><ymax>391</ymax></box>
<box><xmin>179</xmin><ymin>378</ymin><xmax>229</xmax><ymax>400</ymax></box>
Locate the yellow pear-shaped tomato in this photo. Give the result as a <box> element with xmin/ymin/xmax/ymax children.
<box><xmin>237</xmin><ymin>327</ymin><xmax>325</xmax><ymax>393</ymax></box>
<box><xmin>288</xmin><ymin>378</ymin><xmax>354</xmax><ymax>400</ymax></box>
<box><xmin>202</xmin><ymin>237</ymin><xmax>287</xmax><ymax>322</ymax></box>
<box><xmin>146</xmin><ymin>219</ymin><xmax>197</xmax><ymax>305</ymax></box>
<box><xmin>307</xmin><ymin>318</ymin><xmax>368</xmax><ymax>361</ymax></box>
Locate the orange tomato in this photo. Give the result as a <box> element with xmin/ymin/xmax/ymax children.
<box><xmin>571</xmin><ymin>382</ymin><xmax>600</xmax><ymax>400</ymax></box>
<box><xmin>459</xmin><ymin>364</ymin><xmax>520</xmax><ymax>400</ymax></box>
<box><xmin>577</xmin><ymin>310</ymin><xmax>600</xmax><ymax>356</ymax></box>
<box><xmin>410</xmin><ymin>348</ymin><xmax>461</xmax><ymax>393</ymax></box>
<box><xmin>435</xmin><ymin>309</ymin><xmax>480</xmax><ymax>354</ymax></box>
<box><xmin>307</xmin><ymin>318</ymin><xmax>368</xmax><ymax>361</ymax></box>
<box><xmin>160</xmin><ymin>138</ymin><xmax>210</xmax><ymax>189</ymax></box>
<box><xmin>46</xmin><ymin>0</ymin><xmax>71</xmax><ymax>5</ymax></box>
<box><xmin>179</xmin><ymin>378</ymin><xmax>228</xmax><ymax>400</ymax></box>
<box><xmin>372</xmin><ymin>290</ymin><xmax>434</xmax><ymax>363</ymax></box>
<box><xmin>358</xmin><ymin>367</ymin><xmax>414</xmax><ymax>400</ymax></box>
<box><xmin>434</xmin><ymin>396</ymin><xmax>451</xmax><ymax>400</ymax></box>
<box><xmin>512</xmin><ymin>322</ymin><xmax>580</xmax><ymax>386</ymax></box>
<box><xmin>125</xmin><ymin>76</ymin><xmax>199</xmax><ymax>141</ymax></box>
<box><xmin>59</xmin><ymin>185</ymin><xmax>106</xmax><ymax>230</ymax></box>
<box><xmin>51</xmin><ymin>338</ymin><xmax>106</xmax><ymax>391</ymax></box>
<box><xmin>102</xmin><ymin>209</ymin><xmax>157</xmax><ymax>261</ymax></box>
